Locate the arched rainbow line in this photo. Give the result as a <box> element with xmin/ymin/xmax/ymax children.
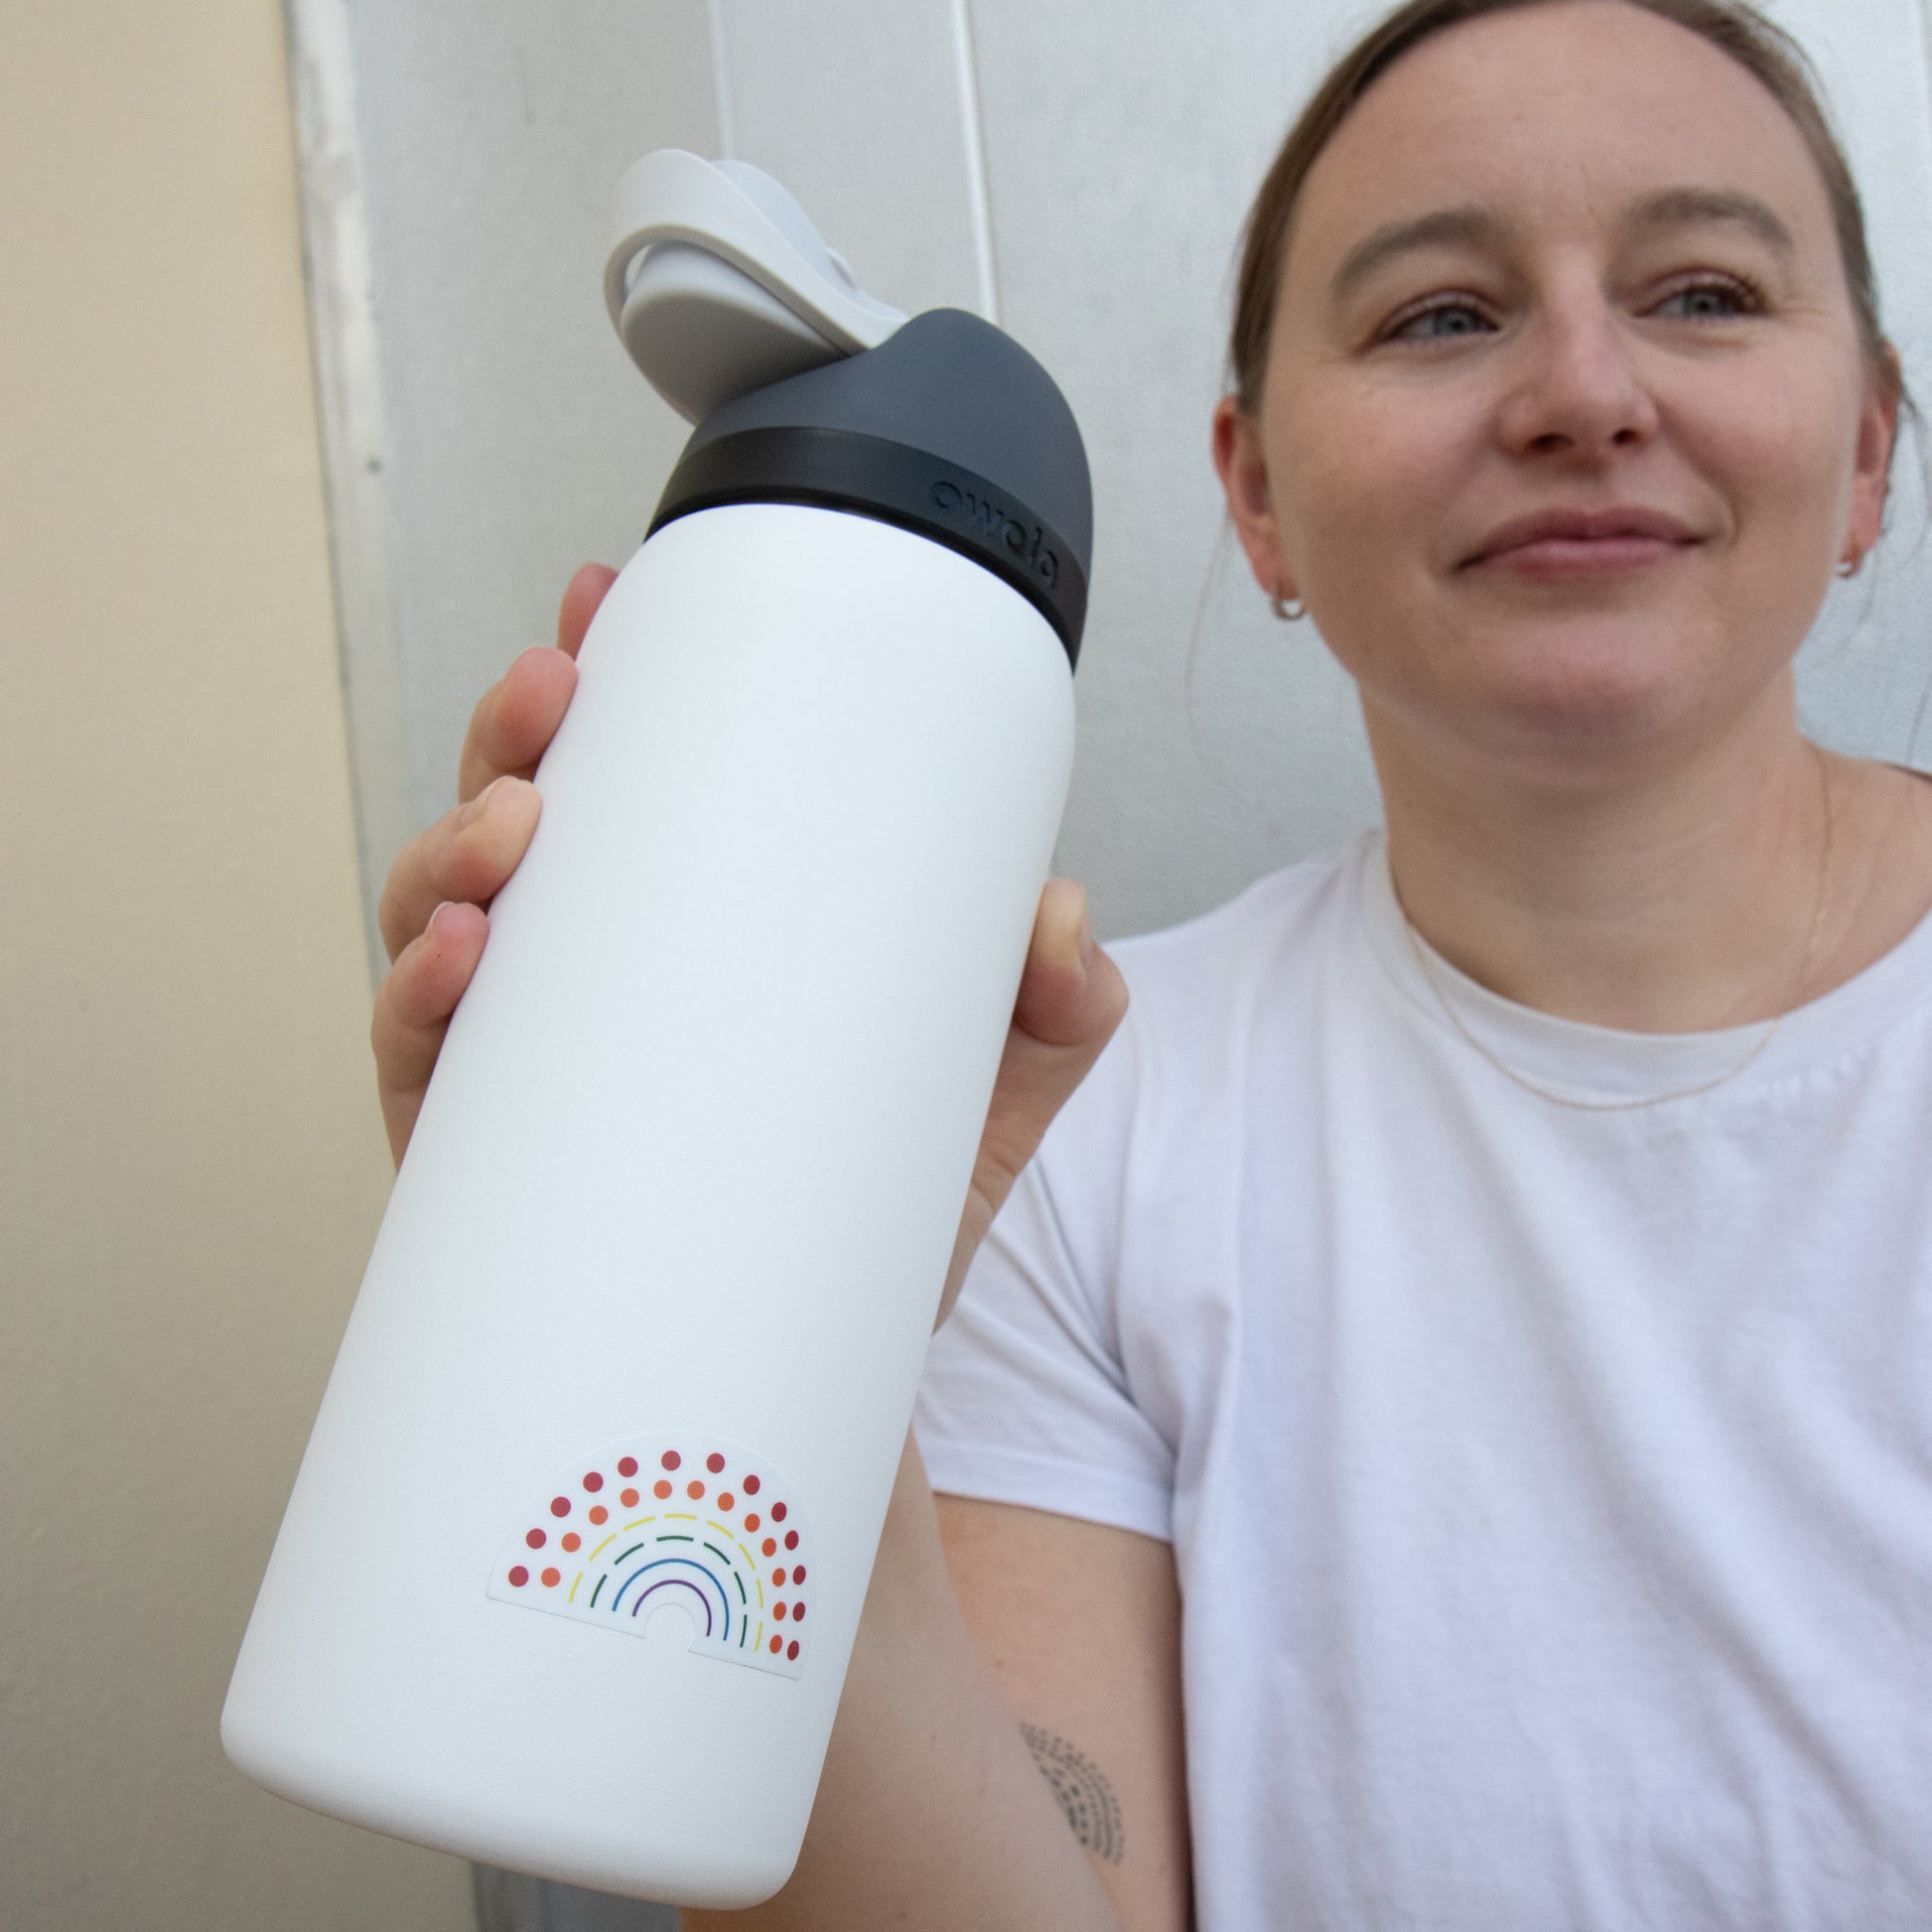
<box><xmin>606</xmin><ymin>1516</ymin><xmax>768</xmax><ymax>1608</ymax></box>
<box><xmin>551</xmin><ymin>1517</ymin><xmax>774</xmax><ymax>1621</ymax></box>
<box><xmin>618</xmin><ymin>1559</ymin><xmax>728</xmax><ymax>1638</ymax></box>
<box><xmin>709</xmin><ymin>1522</ymin><xmax>765</xmax><ymax>1608</ymax></box>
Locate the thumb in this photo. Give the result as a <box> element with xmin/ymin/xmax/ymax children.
<box><xmin>935</xmin><ymin>880</ymin><xmax>1130</xmax><ymax>1327</ymax></box>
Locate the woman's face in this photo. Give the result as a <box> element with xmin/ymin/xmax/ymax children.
<box><xmin>1215</xmin><ymin>0</ymin><xmax>1897</xmax><ymax>781</ymax></box>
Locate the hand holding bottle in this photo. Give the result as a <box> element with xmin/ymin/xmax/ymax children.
<box><xmin>369</xmin><ymin>560</ymin><xmax>1128</xmax><ymax>1329</ymax></box>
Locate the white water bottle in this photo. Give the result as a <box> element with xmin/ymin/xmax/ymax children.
<box><xmin>220</xmin><ymin>153</ymin><xmax>1092</xmax><ymax>1908</ymax></box>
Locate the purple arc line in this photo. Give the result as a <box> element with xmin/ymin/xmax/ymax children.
<box><xmin>632</xmin><ymin>1577</ymin><xmax>714</xmax><ymax>1635</ymax></box>
<box><xmin>611</xmin><ymin>1556</ymin><xmax>729</xmax><ymax>1639</ymax></box>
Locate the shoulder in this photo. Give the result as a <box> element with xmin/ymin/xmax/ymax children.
<box><xmin>1041</xmin><ymin>835</ymin><xmax>1373</xmax><ymax>1165</ymax></box>
<box><xmin>1105</xmin><ymin>835</ymin><xmax>1370</xmax><ymax>1070</ymax></box>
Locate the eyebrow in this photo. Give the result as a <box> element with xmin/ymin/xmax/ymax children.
<box><xmin>1330</xmin><ymin>205</ymin><xmax>1500</xmax><ymax>304</ymax></box>
<box><xmin>1623</xmin><ymin>187</ymin><xmax>1797</xmax><ymax>256</ymax></box>
<box><xmin>1327</xmin><ymin>187</ymin><xmax>1799</xmax><ymax>305</ymax></box>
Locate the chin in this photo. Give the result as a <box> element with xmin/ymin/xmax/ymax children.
<box><xmin>1437</xmin><ymin>618</ymin><xmax>1772</xmax><ymax>771</ymax></box>
<box><xmin>1484</xmin><ymin>685</ymin><xmax>1693</xmax><ymax>770</ymax></box>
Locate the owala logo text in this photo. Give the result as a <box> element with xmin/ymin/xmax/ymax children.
<box><xmin>928</xmin><ymin>480</ymin><xmax>1059</xmax><ymax>591</ymax></box>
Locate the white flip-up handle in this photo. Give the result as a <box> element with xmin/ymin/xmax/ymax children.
<box><xmin>604</xmin><ymin>149</ymin><xmax>903</xmax><ymax>357</ymax></box>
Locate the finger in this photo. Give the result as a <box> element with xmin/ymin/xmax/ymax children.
<box><xmin>376</xmin><ymin>774</ymin><xmax>542</xmax><ymax>964</ymax></box>
<box><xmin>558</xmin><ymin>561</ymin><xmax>619</xmax><ymax>657</ymax></box>
<box><xmin>450</xmin><ymin>564</ymin><xmax>613</xmax><ymax>803</ymax></box>
<box><xmin>1011</xmin><ymin>878</ymin><xmax>1110</xmax><ymax>1046</ymax></box>
<box><xmin>371</xmin><ymin>898</ymin><xmax>489</xmax><ymax>1166</ymax></box>
<box><xmin>456</xmin><ymin>645</ymin><xmax>579</xmax><ymax>804</ymax></box>
<box><xmin>977</xmin><ymin>891</ymin><xmax>1128</xmax><ymax>1191</ymax></box>
<box><xmin>933</xmin><ymin>883</ymin><xmax>1130</xmax><ymax>1328</ymax></box>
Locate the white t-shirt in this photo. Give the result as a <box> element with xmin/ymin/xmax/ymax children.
<box><xmin>911</xmin><ymin>830</ymin><xmax>1932</xmax><ymax>1932</ymax></box>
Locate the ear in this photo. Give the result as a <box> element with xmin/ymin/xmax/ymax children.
<box><xmin>1847</xmin><ymin>347</ymin><xmax>1901</xmax><ymax>561</ymax></box>
<box><xmin>1212</xmin><ymin>394</ymin><xmax>1294</xmax><ymax>604</ymax></box>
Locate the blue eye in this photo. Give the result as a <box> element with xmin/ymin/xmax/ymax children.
<box><xmin>1388</xmin><ymin>300</ymin><xmax>1492</xmax><ymax>342</ymax></box>
<box><xmin>1655</xmin><ymin>279</ymin><xmax>1757</xmax><ymax>320</ymax></box>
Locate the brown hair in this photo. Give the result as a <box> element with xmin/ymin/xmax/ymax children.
<box><xmin>1227</xmin><ymin>0</ymin><xmax>1903</xmax><ymax>419</ymax></box>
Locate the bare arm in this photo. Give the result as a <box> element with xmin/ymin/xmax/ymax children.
<box><xmin>676</xmin><ymin>1459</ymin><xmax>1195</xmax><ymax>1932</ymax></box>
<box><xmin>681</xmin><ymin>1434</ymin><xmax>1124</xmax><ymax>1932</ymax></box>
<box><xmin>936</xmin><ymin>1492</ymin><xmax>1193</xmax><ymax>1932</ymax></box>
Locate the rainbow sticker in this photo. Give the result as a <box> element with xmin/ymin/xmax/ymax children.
<box><xmin>487</xmin><ymin>1433</ymin><xmax>814</xmax><ymax>1679</ymax></box>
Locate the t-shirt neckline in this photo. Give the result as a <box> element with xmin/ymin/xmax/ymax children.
<box><xmin>1354</xmin><ymin>828</ymin><xmax>1932</xmax><ymax>1107</ymax></box>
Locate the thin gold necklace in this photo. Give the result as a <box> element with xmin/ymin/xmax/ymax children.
<box><xmin>1397</xmin><ymin>745</ymin><xmax>1836</xmax><ymax>1111</ymax></box>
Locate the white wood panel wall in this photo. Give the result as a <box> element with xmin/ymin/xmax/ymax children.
<box><xmin>318</xmin><ymin>0</ymin><xmax>1932</xmax><ymax>960</ymax></box>
<box><xmin>712</xmin><ymin>0</ymin><xmax>989</xmax><ymax>317</ymax></box>
<box><xmin>290</xmin><ymin>2</ymin><xmax>1932</xmax><ymax>1923</ymax></box>
<box><xmin>342</xmin><ymin>0</ymin><xmax>714</xmax><ymax>824</ymax></box>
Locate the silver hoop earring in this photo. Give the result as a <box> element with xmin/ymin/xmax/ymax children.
<box><xmin>1271</xmin><ymin>591</ymin><xmax>1307</xmax><ymax>622</ymax></box>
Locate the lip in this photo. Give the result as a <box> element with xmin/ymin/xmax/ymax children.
<box><xmin>1461</xmin><ymin>506</ymin><xmax>1704</xmax><ymax>571</ymax></box>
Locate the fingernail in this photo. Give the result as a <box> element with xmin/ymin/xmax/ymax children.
<box><xmin>427</xmin><ymin>899</ymin><xmax>457</xmax><ymax>938</ymax></box>
<box><xmin>464</xmin><ymin>775</ymin><xmax>519</xmax><ymax>825</ymax></box>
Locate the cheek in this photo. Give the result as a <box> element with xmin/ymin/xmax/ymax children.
<box><xmin>1667</xmin><ymin>355</ymin><xmax>1861</xmax><ymax>580</ymax></box>
<box><xmin>1273</xmin><ymin>378</ymin><xmax>1477</xmax><ymax>594</ymax></box>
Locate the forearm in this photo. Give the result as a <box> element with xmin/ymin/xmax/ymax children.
<box><xmin>682</xmin><ymin>1429</ymin><xmax>1120</xmax><ymax>1932</ymax></box>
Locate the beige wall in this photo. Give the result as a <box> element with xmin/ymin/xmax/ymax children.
<box><xmin>0</xmin><ymin>2</ymin><xmax>472</xmax><ymax>1926</ymax></box>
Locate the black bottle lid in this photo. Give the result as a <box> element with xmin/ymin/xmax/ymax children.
<box><xmin>646</xmin><ymin>309</ymin><xmax>1092</xmax><ymax>667</ymax></box>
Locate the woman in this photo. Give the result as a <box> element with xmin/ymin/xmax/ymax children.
<box><xmin>372</xmin><ymin>2</ymin><xmax>1932</xmax><ymax>1925</ymax></box>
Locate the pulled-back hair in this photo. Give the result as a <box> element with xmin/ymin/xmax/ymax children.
<box><xmin>1228</xmin><ymin>0</ymin><xmax>1902</xmax><ymax>420</ymax></box>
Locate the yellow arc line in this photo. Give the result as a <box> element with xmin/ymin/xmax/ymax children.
<box><xmin>708</xmin><ymin>1519</ymin><xmax>769</xmax><ymax>1598</ymax></box>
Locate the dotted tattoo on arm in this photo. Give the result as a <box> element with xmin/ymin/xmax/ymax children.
<box><xmin>1021</xmin><ymin>1723</ymin><xmax>1125</xmax><ymax>1864</ymax></box>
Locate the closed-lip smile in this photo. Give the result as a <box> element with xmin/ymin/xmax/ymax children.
<box><xmin>1461</xmin><ymin>506</ymin><xmax>1704</xmax><ymax>569</ymax></box>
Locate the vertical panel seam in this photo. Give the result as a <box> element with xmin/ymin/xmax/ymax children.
<box><xmin>706</xmin><ymin>0</ymin><xmax>738</xmax><ymax>159</ymax></box>
<box><xmin>281</xmin><ymin>0</ymin><xmax>418</xmax><ymax>989</ymax></box>
<box><xmin>948</xmin><ymin>0</ymin><xmax>1002</xmax><ymax>325</ymax></box>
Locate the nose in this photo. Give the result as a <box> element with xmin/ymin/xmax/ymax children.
<box><xmin>1496</xmin><ymin>282</ymin><xmax>1660</xmax><ymax>460</ymax></box>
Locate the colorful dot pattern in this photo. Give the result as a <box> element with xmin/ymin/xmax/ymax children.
<box><xmin>486</xmin><ymin>1432</ymin><xmax>813</xmax><ymax>1680</ymax></box>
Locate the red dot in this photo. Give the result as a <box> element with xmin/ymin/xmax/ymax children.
<box><xmin>508</xmin><ymin>1566</ymin><xmax>529</xmax><ymax>1587</ymax></box>
<box><xmin>621</xmin><ymin>1488</ymin><xmax>639</xmax><ymax>1508</ymax></box>
<box><xmin>784</xmin><ymin>1530</ymin><xmax>799</xmax><ymax>1550</ymax></box>
<box><xmin>772</xmin><ymin>1567</ymin><xmax>787</xmax><ymax>1586</ymax></box>
<box><xmin>792</xmin><ymin>1564</ymin><xmax>806</xmax><ymax>1584</ymax></box>
<box><xmin>769</xmin><ymin>1636</ymin><xmax>782</xmax><ymax>1653</ymax></box>
<box><xmin>774</xmin><ymin>1601</ymin><xmax>787</xmax><ymax>1620</ymax></box>
<box><xmin>792</xmin><ymin>1601</ymin><xmax>806</xmax><ymax>1621</ymax></box>
<box><xmin>588</xmin><ymin>1505</ymin><xmax>608</xmax><ymax>1525</ymax></box>
<box><xmin>771</xmin><ymin>1501</ymin><xmax>787</xmax><ymax>1522</ymax></box>
<box><xmin>718</xmin><ymin>1492</ymin><xmax>735</xmax><ymax>1511</ymax></box>
<box><xmin>654</xmin><ymin>1479</ymin><xmax>672</xmax><ymax>1499</ymax></box>
<box><xmin>541</xmin><ymin>1567</ymin><xmax>561</xmax><ymax>1587</ymax></box>
<box><xmin>618</xmin><ymin>1456</ymin><xmax>638</xmax><ymax>1478</ymax></box>
<box><xmin>687</xmin><ymin>1480</ymin><xmax>705</xmax><ymax>1500</ymax></box>
<box><xmin>661</xmin><ymin>1450</ymin><xmax>681</xmax><ymax>1471</ymax></box>
<box><xmin>584</xmin><ymin>1471</ymin><xmax>604</xmax><ymax>1492</ymax></box>
<box><xmin>550</xmin><ymin>1496</ymin><xmax>571</xmax><ymax>1518</ymax></box>
<box><xmin>562</xmin><ymin>1532</ymin><xmax>581</xmax><ymax>1553</ymax></box>
<box><xmin>787</xmin><ymin>1640</ymin><xmax>799</xmax><ymax>1660</ymax></box>
<box><xmin>744</xmin><ymin>1474</ymin><xmax>760</xmax><ymax>1495</ymax></box>
<box><xmin>707</xmin><ymin>1452</ymin><xmax>726</xmax><ymax>1473</ymax></box>
<box><xmin>525</xmin><ymin>1528</ymin><xmax>547</xmax><ymax>1550</ymax></box>
<box><xmin>762</xmin><ymin>1537</ymin><xmax>776</xmax><ymax>1556</ymax></box>
<box><xmin>744</xmin><ymin>1513</ymin><xmax>759</xmax><ymax>1531</ymax></box>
